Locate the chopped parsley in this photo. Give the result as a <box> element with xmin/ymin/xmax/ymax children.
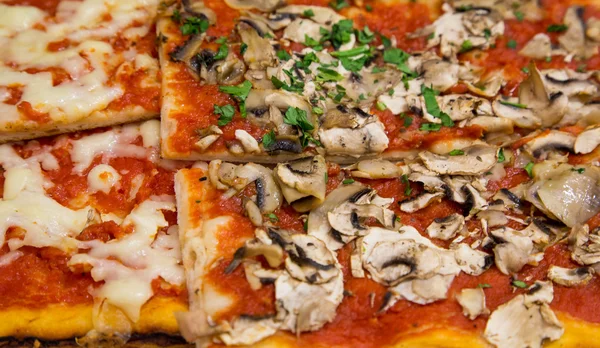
<box><xmin>324</xmin><ymin>172</ymin><xmax>329</xmax><ymax>183</ymax></box>
<box><xmin>330</xmin><ymin>0</ymin><xmax>350</xmax><ymax>10</ymax></box>
<box><xmin>524</xmin><ymin>162</ymin><xmax>534</xmax><ymax>177</ymax></box>
<box><xmin>303</xmin><ymin>9</ymin><xmax>315</xmax><ymax>17</ymax></box>
<box><xmin>403</xmin><ymin>114</ymin><xmax>413</xmax><ymax>127</ymax></box>
<box><xmin>371</xmin><ymin>66</ymin><xmax>387</xmax><ymax>73</ymax></box>
<box><xmin>421</xmin><ymin>85</ymin><xmax>454</xmax><ymax>127</ymax></box>
<box><xmin>376</xmin><ymin>101</ymin><xmax>387</xmax><ymax>111</ymax></box>
<box><xmin>267</xmin><ymin>213</ymin><xmax>279</xmax><ymax>222</ymax></box>
<box><xmin>506</xmin><ymin>39</ymin><xmax>518</xmax><ymax>49</ymax></box>
<box><xmin>304</xmin><ymin>34</ymin><xmax>322</xmax><ymax>50</ymax></box>
<box><xmin>330</xmin><ymin>45</ymin><xmax>371</xmax><ymax>58</ymax></box>
<box><xmin>316</xmin><ymin>67</ymin><xmax>344</xmax><ymax>82</ymax></box>
<box><xmin>214</xmin><ymin>104</ymin><xmax>235</xmax><ymax>126</ymax></box>
<box><xmin>365</xmin><ymin>4</ymin><xmax>373</xmax><ymax>12</ymax></box>
<box><xmin>379</xmin><ymin>33</ymin><xmax>392</xmax><ymax>48</ymax></box>
<box><xmin>521</xmin><ymin>67</ymin><xmax>530</xmax><ymax>74</ymax></box>
<box><xmin>478</xmin><ymin>283</ymin><xmax>492</xmax><ymax>289</ymax></box>
<box><xmin>420</xmin><ymin>123</ymin><xmax>442</xmax><ymax>132</ymax></box>
<box><xmin>383</xmin><ymin>48</ymin><xmax>416</xmax><ymax>76</ymax></box>
<box><xmin>460</xmin><ymin>39</ymin><xmax>473</xmax><ymax>52</ymax></box>
<box><xmin>342</xmin><ymin>178</ymin><xmax>355</xmax><ymax>185</ymax></box>
<box><xmin>511</xmin><ymin>280</ymin><xmax>528</xmax><ymax>288</ymax></box>
<box><xmin>219</xmin><ymin>80</ymin><xmax>252</xmax><ymax>117</ymax></box>
<box><xmin>357</xmin><ymin>26</ymin><xmax>375</xmax><ymax>44</ymax></box>
<box><xmin>171</xmin><ymin>9</ymin><xmax>181</xmax><ymax>23</ymax></box>
<box><xmin>276</xmin><ymin>49</ymin><xmax>291</xmax><ymax>61</ymax></box>
<box><xmin>283</xmin><ymin>107</ymin><xmax>320</xmax><ymax>147</ymax></box>
<box><xmin>312</xmin><ymin>106</ymin><xmax>324</xmax><ymax>115</ymax></box>
<box><xmin>329</xmin><ymin>19</ymin><xmax>354</xmax><ymax>49</ymax></box>
<box><xmin>295</xmin><ymin>52</ymin><xmax>319</xmax><ymax>72</ymax></box>
<box><xmin>240</xmin><ymin>43</ymin><xmax>248</xmax><ymax>55</ymax></box>
<box><xmin>497</xmin><ymin>148</ymin><xmax>505</xmax><ymax>163</ymax></box>
<box><xmin>262</xmin><ymin>130</ymin><xmax>276</xmax><ymax>148</ymax></box>
<box><xmin>571</xmin><ymin>167</ymin><xmax>585</xmax><ymax>174</ymax></box>
<box><xmin>213</xmin><ymin>38</ymin><xmax>228</xmax><ymax>60</ymax></box>
<box><xmin>547</xmin><ymin>24</ymin><xmax>568</xmax><ymax>33</ymax></box>
<box><xmin>401</xmin><ymin>174</ymin><xmax>412</xmax><ymax>195</ymax></box>
<box><xmin>483</xmin><ymin>28</ymin><xmax>491</xmax><ymax>39</ymax></box>
<box><xmin>514</xmin><ymin>10</ymin><xmax>524</xmax><ymax>21</ymax></box>
<box><xmin>449</xmin><ymin>149</ymin><xmax>464</xmax><ymax>156</ymax></box>
<box><xmin>180</xmin><ymin>16</ymin><xmax>209</xmax><ymax>36</ymax></box>
<box><xmin>427</xmin><ymin>32</ymin><xmax>435</xmax><ymax>40</ymax></box>
<box><xmin>499</xmin><ymin>100</ymin><xmax>527</xmax><ymax>109</ymax></box>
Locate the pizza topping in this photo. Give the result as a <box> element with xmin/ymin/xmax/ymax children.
<box><xmin>418</xmin><ymin>144</ymin><xmax>498</xmax><ymax>175</ymax></box>
<box><xmin>349</xmin><ymin>159</ymin><xmax>404</xmax><ymax>179</ymax></box>
<box><xmin>426</xmin><ymin>213</ymin><xmax>465</xmax><ymax>240</ymax></box>
<box><xmin>574</xmin><ymin>126</ymin><xmax>600</xmax><ymax>154</ymax></box>
<box><xmin>284</xmin><ymin>234</ymin><xmax>340</xmax><ymax>284</ymax></box>
<box><xmin>274</xmin><ymin>155</ymin><xmax>327</xmax><ymax>212</ymax></box>
<box><xmin>399</xmin><ymin>191</ymin><xmax>444</xmax><ymax>213</ymax></box>
<box><xmin>522</xmin><ymin>131</ymin><xmax>575</xmax><ymax>159</ymax></box>
<box><xmin>328</xmin><ymin>198</ymin><xmax>396</xmax><ymax>239</ymax></box>
<box><xmin>87</xmin><ymin>164</ymin><xmax>121</xmax><ymax>194</ymax></box>
<box><xmin>195</xmin><ymin>125</ymin><xmax>222</xmax><ymax>151</ymax></box>
<box><xmin>484</xmin><ymin>281</ymin><xmax>563</xmax><ymax>348</ymax></box>
<box><xmin>238</xmin><ymin>21</ymin><xmax>278</xmax><ymax>71</ymax></box>
<box><xmin>219</xmin><ymin>315</ymin><xmax>279</xmax><ymax>346</ymax></box>
<box><xmin>519</xmin><ymin>34</ymin><xmax>554</xmax><ymax>60</ymax></box>
<box><xmin>318</xmin><ymin>121</ymin><xmax>389</xmax><ymax>157</ymax></box>
<box><xmin>456</xmin><ymin>288</ymin><xmax>489</xmax><ymax>320</ymax></box>
<box><xmin>409</xmin><ymin>4</ymin><xmax>504</xmax><ymax>59</ymax></box>
<box><xmin>235</xmin><ymin>129</ymin><xmax>261</xmax><ymax>154</ymax></box>
<box><xmin>547</xmin><ymin>265</ymin><xmax>594</xmax><ymax>287</ymax></box>
<box><xmin>558</xmin><ymin>6</ymin><xmax>599</xmax><ymax>60</ymax></box>
<box><xmin>224</xmin><ymin>0</ymin><xmax>282</xmax><ymax>12</ymax></box>
<box><xmin>490</xmin><ymin>226</ymin><xmax>544</xmax><ymax>275</ymax></box>
<box><xmin>541</xmin><ymin>69</ymin><xmax>598</xmax><ymax>98</ymax></box>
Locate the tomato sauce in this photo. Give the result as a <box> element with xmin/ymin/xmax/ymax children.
<box><xmin>2</xmin><ymin>0</ymin><xmax>72</xmax><ymax>15</ymax></box>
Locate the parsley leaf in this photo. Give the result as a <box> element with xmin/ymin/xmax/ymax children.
<box><xmin>303</xmin><ymin>9</ymin><xmax>315</xmax><ymax>17</ymax></box>
<box><xmin>421</xmin><ymin>85</ymin><xmax>454</xmax><ymax>127</ymax></box>
<box><xmin>514</xmin><ymin>10</ymin><xmax>524</xmax><ymax>21</ymax></box>
<box><xmin>180</xmin><ymin>16</ymin><xmax>209</xmax><ymax>36</ymax></box>
<box><xmin>497</xmin><ymin>148</ymin><xmax>505</xmax><ymax>163</ymax></box>
<box><xmin>330</xmin><ymin>0</ymin><xmax>349</xmax><ymax>10</ymax></box>
<box><xmin>478</xmin><ymin>283</ymin><xmax>492</xmax><ymax>289</ymax></box>
<box><xmin>262</xmin><ymin>130</ymin><xmax>276</xmax><ymax>148</ymax></box>
<box><xmin>371</xmin><ymin>67</ymin><xmax>387</xmax><ymax>73</ymax></box>
<box><xmin>313</xmin><ymin>106</ymin><xmax>324</xmax><ymax>115</ymax></box>
<box><xmin>483</xmin><ymin>28</ymin><xmax>491</xmax><ymax>39</ymax></box>
<box><xmin>342</xmin><ymin>178</ymin><xmax>355</xmax><ymax>185</ymax></box>
<box><xmin>460</xmin><ymin>39</ymin><xmax>473</xmax><ymax>53</ymax></box>
<box><xmin>213</xmin><ymin>39</ymin><xmax>228</xmax><ymax>61</ymax></box>
<box><xmin>316</xmin><ymin>67</ymin><xmax>343</xmax><ymax>82</ymax></box>
<box><xmin>240</xmin><ymin>43</ymin><xmax>248</xmax><ymax>55</ymax></box>
<box><xmin>401</xmin><ymin>174</ymin><xmax>412</xmax><ymax>195</ymax></box>
<box><xmin>365</xmin><ymin>4</ymin><xmax>373</xmax><ymax>12</ymax></box>
<box><xmin>524</xmin><ymin>162</ymin><xmax>534</xmax><ymax>177</ymax></box>
<box><xmin>304</xmin><ymin>34</ymin><xmax>322</xmax><ymax>50</ymax></box>
<box><xmin>403</xmin><ymin>114</ymin><xmax>413</xmax><ymax>127</ymax></box>
<box><xmin>379</xmin><ymin>33</ymin><xmax>392</xmax><ymax>48</ymax></box>
<box><xmin>420</xmin><ymin>123</ymin><xmax>442</xmax><ymax>132</ymax></box>
<box><xmin>449</xmin><ymin>149</ymin><xmax>464</xmax><ymax>156</ymax></box>
<box><xmin>506</xmin><ymin>39</ymin><xmax>518</xmax><ymax>49</ymax></box>
<box><xmin>219</xmin><ymin>80</ymin><xmax>252</xmax><ymax>117</ymax></box>
<box><xmin>330</xmin><ymin>19</ymin><xmax>354</xmax><ymax>48</ymax></box>
<box><xmin>214</xmin><ymin>104</ymin><xmax>235</xmax><ymax>126</ymax></box>
<box><xmin>330</xmin><ymin>45</ymin><xmax>371</xmax><ymax>58</ymax></box>
<box><xmin>267</xmin><ymin>213</ymin><xmax>279</xmax><ymax>222</ymax></box>
<box><xmin>547</xmin><ymin>24</ymin><xmax>568</xmax><ymax>32</ymax></box>
<box><xmin>376</xmin><ymin>101</ymin><xmax>387</xmax><ymax>111</ymax></box>
<box><xmin>571</xmin><ymin>167</ymin><xmax>585</xmax><ymax>174</ymax></box>
<box><xmin>511</xmin><ymin>280</ymin><xmax>527</xmax><ymax>288</ymax></box>
<box><xmin>383</xmin><ymin>48</ymin><xmax>415</xmax><ymax>76</ymax></box>
<box><xmin>284</xmin><ymin>107</ymin><xmax>314</xmax><ymax>131</ymax></box>
<box><xmin>499</xmin><ymin>100</ymin><xmax>527</xmax><ymax>109</ymax></box>
<box><xmin>171</xmin><ymin>9</ymin><xmax>181</xmax><ymax>23</ymax></box>
<box><xmin>277</xmin><ymin>49</ymin><xmax>291</xmax><ymax>61</ymax></box>
<box><xmin>339</xmin><ymin>55</ymin><xmax>369</xmax><ymax>72</ymax></box>
<box><xmin>357</xmin><ymin>26</ymin><xmax>375</xmax><ymax>44</ymax></box>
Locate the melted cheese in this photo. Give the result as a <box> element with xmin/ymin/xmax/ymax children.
<box><xmin>87</xmin><ymin>164</ymin><xmax>121</xmax><ymax>194</ymax></box>
<box><xmin>0</xmin><ymin>0</ymin><xmax>159</xmax><ymax>123</ymax></box>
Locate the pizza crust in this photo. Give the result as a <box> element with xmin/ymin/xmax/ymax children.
<box><xmin>0</xmin><ymin>297</ymin><xmax>186</xmax><ymax>341</ymax></box>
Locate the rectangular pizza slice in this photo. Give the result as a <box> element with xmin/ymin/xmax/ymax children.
<box><xmin>0</xmin><ymin>120</ymin><xmax>188</xmax><ymax>343</ymax></box>
<box><xmin>174</xmin><ymin>152</ymin><xmax>600</xmax><ymax>347</ymax></box>
<box><xmin>0</xmin><ymin>0</ymin><xmax>162</xmax><ymax>143</ymax></box>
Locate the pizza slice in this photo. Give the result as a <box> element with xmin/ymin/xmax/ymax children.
<box><xmin>0</xmin><ymin>0</ymin><xmax>162</xmax><ymax>143</ymax></box>
<box><xmin>0</xmin><ymin>120</ymin><xmax>188</xmax><ymax>343</ymax></box>
<box><xmin>174</xmin><ymin>151</ymin><xmax>600</xmax><ymax>347</ymax></box>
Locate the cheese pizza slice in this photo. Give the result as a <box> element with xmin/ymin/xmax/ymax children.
<box><xmin>159</xmin><ymin>0</ymin><xmax>600</xmax><ymax>164</ymax></box>
<box><xmin>0</xmin><ymin>0</ymin><xmax>161</xmax><ymax>143</ymax></box>
<box><xmin>175</xmin><ymin>152</ymin><xmax>600</xmax><ymax>347</ymax></box>
<box><xmin>0</xmin><ymin>120</ymin><xmax>188</xmax><ymax>343</ymax></box>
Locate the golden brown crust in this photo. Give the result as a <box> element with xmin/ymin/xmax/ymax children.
<box><xmin>0</xmin><ymin>107</ymin><xmax>157</xmax><ymax>144</ymax></box>
<box><xmin>0</xmin><ymin>297</ymin><xmax>186</xmax><ymax>341</ymax></box>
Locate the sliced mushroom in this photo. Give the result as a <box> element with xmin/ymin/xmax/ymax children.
<box><xmin>364</xmin><ymin>240</ymin><xmax>431</xmax><ymax>286</ymax></box>
<box><xmin>195</xmin><ymin>125</ymin><xmax>222</xmax><ymax>151</ymax></box>
<box><xmin>426</xmin><ymin>214</ymin><xmax>465</xmax><ymax>240</ymax></box>
<box><xmin>466</xmin><ymin>116</ymin><xmax>514</xmax><ymax>134</ymax></box>
<box><xmin>588</xmin><ymin>17</ymin><xmax>600</xmax><ymax>42</ymax></box>
<box><xmin>453</xmin><ymin>243</ymin><xmax>493</xmax><ymax>276</ymax></box>
<box><xmin>307</xmin><ymin>184</ymin><xmax>368</xmax><ymax>250</ymax></box>
<box><xmin>320</xmin><ymin>105</ymin><xmax>372</xmax><ymax>130</ymax></box>
<box><xmin>275</xmin><ymin>5</ymin><xmax>344</xmax><ymax>25</ymax></box>
<box><xmin>182</xmin><ymin>0</ymin><xmax>216</xmax><ymax>23</ymax></box>
<box><xmin>263</xmin><ymin>135</ymin><xmax>303</xmax><ymax>154</ymax></box>
<box><xmin>484</xmin><ymin>281</ymin><xmax>563</xmax><ymax>348</ymax></box>
<box><xmin>491</xmin><ymin>227</ymin><xmax>538</xmax><ymax>275</ymax></box>
<box><xmin>319</xmin><ymin>122</ymin><xmax>389</xmax><ymax>157</ymax></box>
<box><xmin>574</xmin><ymin>126</ymin><xmax>600</xmax><ymax>154</ymax></box>
<box><xmin>244</xmin><ymin>199</ymin><xmax>263</xmax><ymax>226</ymax></box>
<box><xmin>456</xmin><ymin>288</ymin><xmax>488</xmax><ymax>320</ymax></box>
<box><xmin>547</xmin><ymin>265</ymin><xmax>594</xmax><ymax>287</ymax></box>
<box><xmin>282</xmin><ymin>18</ymin><xmax>322</xmax><ymax>44</ymax></box>
<box><xmin>328</xmin><ymin>201</ymin><xmax>396</xmax><ymax>238</ymax></box>
<box><xmin>225</xmin><ymin>238</ymin><xmax>285</xmax><ymax>273</ymax></box>
<box><xmin>238</xmin><ymin>21</ymin><xmax>278</xmax><ymax>71</ymax></box>
<box><xmin>493</xmin><ymin>188</ymin><xmax>522</xmax><ymax>210</ymax></box>
<box><xmin>522</xmin><ymin>131</ymin><xmax>575</xmax><ymax>158</ymax></box>
<box><xmin>350</xmin><ymin>159</ymin><xmax>402</xmax><ymax>179</ymax></box>
<box><xmin>274</xmin><ymin>156</ymin><xmax>327</xmax><ymax>212</ymax></box>
<box><xmin>465</xmin><ymin>71</ymin><xmax>503</xmax><ymax>98</ymax></box>
<box><xmin>408</xmin><ymin>173</ymin><xmax>446</xmax><ymax>192</ymax></box>
<box><xmin>519</xmin><ymin>33</ymin><xmax>552</xmax><ymax>60</ymax></box>
<box><xmin>542</xmin><ymin>69</ymin><xmax>598</xmax><ymax>97</ymax></box>
<box><xmin>235</xmin><ymin>130</ymin><xmax>260</xmax><ymax>153</ymax></box>
<box><xmin>492</xmin><ymin>99</ymin><xmax>541</xmax><ymax>129</ymax></box>
<box><xmin>425</xmin><ymin>95</ymin><xmax>492</xmax><ymax>122</ymax></box>
<box><xmin>224</xmin><ymin>0</ymin><xmax>282</xmax><ymax>12</ymax></box>
<box><xmin>519</xmin><ymin>64</ymin><xmax>569</xmax><ymax>127</ymax></box>
<box><xmin>219</xmin><ymin>315</ymin><xmax>279</xmax><ymax>346</ymax></box>
<box><xmin>419</xmin><ymin>144</ymin><xmax>498</xmax><ymax>175</ymax></box>
<box><xmin>170</xmin><ymin>33</ymin><xmax>205</xmax><ymax>65</ymax></box>
<box><xmin>399</xmin><ymin>192</ymin><xmax>444</xmax><ymax>213</ymax></box>
<box><xmin>284</xmin><ymin>234</ymin><xmax>339</xmax><ymax>285</ymax></box>
<box><xmin>422</xmin><ymin>58</ymin><xmax>460</xmax><ymax>92</ymax></box>
<box><xmin>537</xmin><ymin>166</ymin><xmax>600</xmax><ymax>227</ymax></box>
<box><xmin>558</xmin><ymin>6</ymin><xmax>598</xmax><ymax>59</ymax></box>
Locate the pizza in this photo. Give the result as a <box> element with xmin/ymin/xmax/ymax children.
<box><xmin>0</xmin><ymin>120</ymin><xmax>188</xmax><ymax>343</ymax></box>
<box><xmin>2</xmin><ymin>0</ymin><xmax>600</xmax><ymax>347</ymax></box>
<box><xmin>0</xmin><ymin>0</ymin><xmax>161</xmax><ymax>143</ymax></box>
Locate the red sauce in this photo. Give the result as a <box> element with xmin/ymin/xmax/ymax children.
<box><xmin>2</xmin><ymin>0</ymin><xmax>72</xmax><ymax>15</ymax></box>
<box><xmin>24</xmin><ymin>67</ymin><xmax>71</xmax><ymax>86</ymax></box>
<box><xmin>486</xmin><ymin>167</ymin><xmax>531</xmax><ymax>193</ymax></box>
<box><xmin>17</xmin><ymin>101</ymin><xmax>51</xmax><ymax>124</ymax></box>
<box><xmin>47</xmin><ymin>38</ymin><xmax>71</xmax><ymax>52</ymax></box>
<box><xmin>0</xmin><ymin>246</ymin><xmax>95</xmax><ymax>309</ymax></box>
<box><xmin>3</xmin><ymin>86</ymin><xmax>23</xmax><ymax>105</ymax></box>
